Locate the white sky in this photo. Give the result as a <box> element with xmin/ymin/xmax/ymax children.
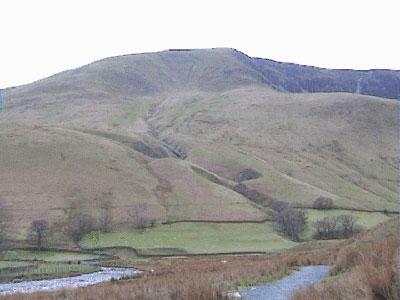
<box><xmin>1</xmin><ymin>0</ymin><xmax>399</xmax><ymax>89</ymax></box>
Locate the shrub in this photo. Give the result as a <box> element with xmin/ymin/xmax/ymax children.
<box><xmin>313</xmin><ymin>215</ymin><xmax>361</xmax><ymax>240</ymax></box>
<box><xmin>313</xmin><ymin>197</ymin><xmax>333</xmax><ymax>209</ymax></box>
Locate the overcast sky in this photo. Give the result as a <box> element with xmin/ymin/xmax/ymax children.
<box><xmin>1</xmin><ymin>0</ymin><xmax>399</xmax><ymax>89</ymax></box>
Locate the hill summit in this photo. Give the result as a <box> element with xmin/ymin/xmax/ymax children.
<box><xmin>5</xmin><ymin>48</ymin><xmax>400</xmax><ymax>100</ymax></box>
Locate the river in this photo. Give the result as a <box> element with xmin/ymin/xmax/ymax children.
<box><xmin>0</xmin><ymin>267</ymin><xmax>139</xmax><ymax>295</ymax></box>
<box><xmin>236</xmin><ymin>265</ymin><xmax>330</xmax><ymax>300</ymax></box>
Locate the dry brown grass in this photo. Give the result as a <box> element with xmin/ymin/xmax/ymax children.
<box><xmin>292</xmin><ymin>236</ymin><xmax>398</xmax><ymax>300</ymax></box>
<box><xmin>2</xmin><ymin>250</ymin><xmax>334</xmax><ymax>300</ymax></box>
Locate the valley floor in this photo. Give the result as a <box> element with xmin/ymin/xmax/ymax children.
<box><xmin>1</xmin><ymin>221</ymin><xmax>397</xmax><ymax>300</ymax></box>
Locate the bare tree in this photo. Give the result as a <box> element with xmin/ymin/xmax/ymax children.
<box><xmin>67</xmin><ymin>213</ymin><xmax>95</xmax><ymax>244</ymax></box>
<box><xmin>313</xmin><ymin>197</ymin><xmax>334</xmax><ymax>209</ymax></box>
<box><xmin>314</xmin><ymin>215</ymin><xmax>360</xmax><ymax>240</ymax></box>
<box><xmin>28</xmin><ymin>220</ymin><xmax>49</xmax><ymax>250</ymax></box>
<box><xmin>129</xmin><ymin>203</ymin><xmax>150</xmax><ymax>229</ymax></box>
<box><xmin>275</xmin><ymin>205</ymin><xmax>306</xmax><ymax>241</ymax></box>
<box><xmin>314</xmin><ymin>216</ymin><xmax>338</xmax><ymax>239</ymax></box>
<box><xmin>0</xmin><ymin>197</ymin><xmax>11</xmax><ymax>251</ymax></box>
<box><xmin>337</xmin><ymin>215</ymin><xmax>358</xmax><ymax>237</ymax></box>
<box><xmin>99</xmin><ymin>209</ymin><xmax>113</xmax><ymax>233</ymax></box>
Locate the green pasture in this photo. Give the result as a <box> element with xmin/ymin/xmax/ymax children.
<box><xmin>81</xmin><ymin>222</ymin><xmax>297</xmax><ymax>254</ymax></box>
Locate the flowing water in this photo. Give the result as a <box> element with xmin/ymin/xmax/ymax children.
<box><xmin>0</xmin><ymin>267</ymin><xmax>139</xmax><ymax>295</ymax></box>
<box><xmin>238</xmin><ymin>265</ymin><xmax>330</xmax><ymax>300</ymax></box>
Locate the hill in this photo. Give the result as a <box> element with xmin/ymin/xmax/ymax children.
<box><xmin>0</xmin><ymin>48</ymin><xmax>397</xmax><ymax>239</ymax></box>
<box><xmin>4</xmin><ymin>48</ymin><xmax>400</xmax><ymax>101</ymax></box>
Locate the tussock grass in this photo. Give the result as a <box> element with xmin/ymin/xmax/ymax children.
<box><xmin>292</xmin><ymin>236</ymin><xmax>398</xmax><ymax>300</ymax></box>
<box><xmin>3</xmin><ymin>250</ymin><xmax>333</xmax><ymax>300</ymax></box>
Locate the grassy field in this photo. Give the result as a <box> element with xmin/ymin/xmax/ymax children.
<box><xmin>81</xmin><ymin>222</ymin><xmax>296</xmax><ymax>254</ymax></box>
<box><xmin>0</xmin><ymin>261</ymin><xmax>33</xmax><ymax>268</ymax></box>
<box><xmin>0</xmin><ymin>249</ymin><xmax>103</xmax><ymax>283</ymax></box>
<box><xmin>93</xmin><ymin>247</ymin><xmax>150</xmax><ymax>266</ymax></box>
<box><xmin>81</xmin><ymin>211</ymin><xmax>391</xmax><ymax>254</ymax></box>
<box><xmin>2</xmin><ymin>249</ymin><xmax>102</xmax><ymax>262</ymax></box>
<box><xmin>14</xmin><ymin>263</ymin><xmax>98</xmax><ymax>276</ymax></box>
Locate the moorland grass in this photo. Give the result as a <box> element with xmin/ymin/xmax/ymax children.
<box><xmin>292</xmin><ymin>236</ymin><xmax>398</xmax><ymax>300</ymax></box>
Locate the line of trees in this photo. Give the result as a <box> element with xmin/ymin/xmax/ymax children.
<box><xmin>26</xmin><ymin>212</ymin><xmax>102</xmax><ymax>249</ymax></box>
<box><xmin>2</xmin><ymin>191</ymin><xmax>366</xmax><ymax>252</ymax></box>
<box><xmin>26</xmin><ymin>213</ymin><xmax>96</xmax><ymax>249</ymax></box>
<box><xmin>23</xmin><ymin>200</ymin><xmax>158</xmax><ymax>250</ymax></box>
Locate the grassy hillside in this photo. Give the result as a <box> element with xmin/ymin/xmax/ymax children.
<box><xmin>0</xmin><ymin>49</ymin><xmax>397</xmax><ymax>240</ymax></box>
<box><xmin>0</xmin><ymin>123</ymin><xmax>264</xmax><ymax>239</ymax></box>
<box><xmin>152</xmin><ymin>89</ymin><xmax>398</xmax><ymax>211</ymax></box>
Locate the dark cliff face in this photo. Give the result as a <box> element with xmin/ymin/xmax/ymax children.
<box><xmin>357</xmin><ymin>70</ymin><xmax>400</xmax><ymax>99</ymax></box>
<box><xmin>232</xmin><ymin>49</ymin><xmax>400</xmax><ymax>99</ymax></box>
